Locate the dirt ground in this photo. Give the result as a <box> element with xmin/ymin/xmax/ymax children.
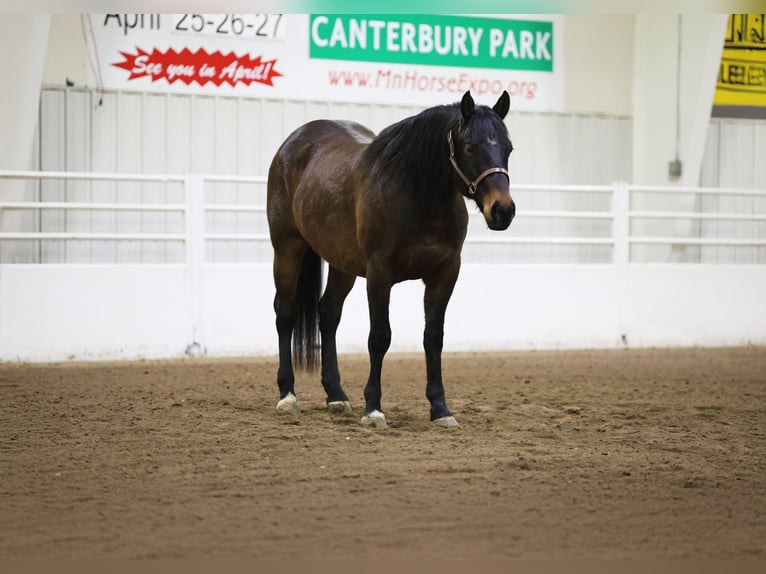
<box><xmin>1</xmin><ymin>347</ymin><xmax>765</xmax><ymax>559</ymax></box>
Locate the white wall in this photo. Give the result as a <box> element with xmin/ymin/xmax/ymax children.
<box><xmin>632</xmin><ymin>14</ymin><xmax>727</xmax><ymax>185</ymax></box>
<box><xmin>631</xmin><ymin>15</ymin><xmax>729</xmax><ymax>263</ymax></box>
<box><xmin>563</xmin><ymin>15</ymin><xmax>634</xmax><ymax>115</ymax></box>
<box><xmin>2</xmin><ymin>263</ymin><xmax>765</xmax><ymax>362</ymax></box>
<box><xmin>0</xmin><ymin>15</ymin><xmax>50</xmax><ymax>170</ymax></box>
<box><xmin>34</xmin><ymin>85</ymin><xmax>632</xmax><ymax>181</ymax></box>
<box><xmin>42</xmin><ymin>14</ymin><xmax>87</xmax><ymax>88</ymax></box>
<box><xmin>0</xmin><ymin>265</ymin><xmax>194</xmax><ymax>361</ymax></box>
<box><xmin>702</xmin><ymin>118</ymin><xmax>766</xmax><ymax>189</ymax></box>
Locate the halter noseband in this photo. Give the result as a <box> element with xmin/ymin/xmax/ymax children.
<box><xmin>448</xmin><ymin>129</ymin><xmax>510</xmax><ymax>197</ymax></box>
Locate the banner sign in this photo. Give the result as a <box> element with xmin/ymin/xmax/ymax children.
<box><xmin>89</xmin><ymin>14</ymin><xmax>563</xmax><ymax>111</ymax></box>
<box><xmin>113</xmin><ymin>48</ymin><xmax>282</xmax><ymax>87</ymax></box>
<box><xmin>309</xmin><ymin>14</ymin><xmax>554</xmax><ymax>72</ymax></box>
<box><xmin>712</xmin><ymin>13</ymin><xmax>766</xmax><ymax>119</ymax></box>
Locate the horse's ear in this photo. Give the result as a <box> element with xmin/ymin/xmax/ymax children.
<box><xmin>460</xmin><ymin>91</ymin><xmax>475</xmax><ymax>120</ymax></box>
<box><xmin>493</xmin><ymin>91</ymin><xmax>510</xmax><ymax>119</ymax></box>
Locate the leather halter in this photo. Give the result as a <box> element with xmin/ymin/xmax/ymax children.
<box><xmin>448</xmin><ymin>129</ymin><xmax>510</xmax><ymax>197</ymax></box>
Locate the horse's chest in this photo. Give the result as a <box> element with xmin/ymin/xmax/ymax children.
<box><xmin>394</xmin><ymin>230</ymin><xmax>464</xmax><ymax>281</ymax></box>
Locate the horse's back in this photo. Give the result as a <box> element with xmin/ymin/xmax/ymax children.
<box><xmin>268</xmin><ymin>119</ymin><xmax>373</xmax><ymax>200</ymax></box>
<box><xmin>271</xmin><ymin>119</ymin><xmax>373</xmax><ymax>172</ymax></box>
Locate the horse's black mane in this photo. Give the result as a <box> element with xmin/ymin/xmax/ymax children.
<box><xmin>360</xmin><ymin>104</ymin><xmax>457</xmax><ymax>210</ymax></box>
<box><xmin>360</xmin><ymin>101</ymin><xmax>505</xmax><ymax>210</ymax></box>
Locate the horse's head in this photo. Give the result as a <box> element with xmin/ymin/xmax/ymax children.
<box><xmin>448</xmin><ymin>91</ymin><xmax>515</xmax><ymax>231</ymax></box>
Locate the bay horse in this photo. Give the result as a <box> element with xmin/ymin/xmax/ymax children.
<box><xmin>266</xmin><ymin>90</ymin><xmax>514</xmax><ymax>428</ymax></box>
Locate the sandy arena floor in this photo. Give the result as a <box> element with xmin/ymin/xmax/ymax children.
<box><xmin>1</xmin><ymin>347</ymin><xmax>764</xmax><ymax>559</ymax></box>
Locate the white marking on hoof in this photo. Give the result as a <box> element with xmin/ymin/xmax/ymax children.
<box><xmin>327</xmin><ymin>401</ymin><xmax>353</xmax><ymax>413</ymax></box>
<box><xmin>360</xmin><ymin>410</ymin><xmax>387</xmax><ymax>429</ymax></box>
<box><xmin>276</xmin><ymin>392</ymin><xmax>300</xmax><ymax>413</ymax></box>
<box><xmin>432</xmin><ymin>415</ymin><xmax>459</xmax><ymax>428</ymax></box>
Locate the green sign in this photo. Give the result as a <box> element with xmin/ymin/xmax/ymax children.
<box><xmin>309</xmin><ymin>14</ymin><xmax>554</xmax><ymax>72</ymax></box>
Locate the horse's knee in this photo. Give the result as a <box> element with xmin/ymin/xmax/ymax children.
<box><xmin>423</xmin><ymin>326</ymin><xmax>444</xmax><ymax>354</ymax></box>
<box><xmin>368</xmin><ymin>324</ymin><xmax>391</xmax><ymax>355</ymax></box>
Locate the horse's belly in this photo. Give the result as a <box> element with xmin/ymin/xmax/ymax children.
<box><xmin>315</xmin><ymin>238</ymin><xmax>367</xmax><ymax>278</ymax></box>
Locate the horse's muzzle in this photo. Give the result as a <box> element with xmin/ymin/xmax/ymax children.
<box><xmin>488</xmin><ymin>199</ymin><xmax>515</xmax><ymax>230</ymax></box>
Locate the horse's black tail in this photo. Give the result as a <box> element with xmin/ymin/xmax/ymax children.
<box><xmin>293</xmin><ymin>248</ymin><xmax>323</xmax><ymax>371</ymax></box>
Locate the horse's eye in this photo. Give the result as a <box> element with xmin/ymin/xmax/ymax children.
<box><xmin>464</xmin><ymin>146</ymin><xmax>475</xmax><ymax>157</ymax></box>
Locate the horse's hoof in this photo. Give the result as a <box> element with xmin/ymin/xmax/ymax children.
<box><xmin>328</xmin><ymin>401</ymin><xmax>353</xmax><ymax>413</ymax></box>
<box><xmin>276</xmin><ymin>392</ymin><xmax>300</xmax><ymax>413</ymax></box>
<box><xmin>361</xmin><ymin>410</ymin><xmax>387</xmax><ymax>429</ymax></box>
<box><xmin>432</xmin><ymin>415</ymin><xmax>459</xmax><ymax>428</ymax></box>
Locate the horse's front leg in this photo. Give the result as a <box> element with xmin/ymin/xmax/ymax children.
<box><xmin>423</xmin><ymin>258</ymin><xmax>461</xmax><ymax>427</ymax></box>
<box><xmin>361</xmin><ymin>263</ymin><xmax>392</xmax><ymax>429</ymax></box>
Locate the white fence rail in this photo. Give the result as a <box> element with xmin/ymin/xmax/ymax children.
<box><xmin>1</xmin><ymin>171</ymin><xmax>765</xmax><ymax>362</ymax></box>
<box><xmin>2</xmin><ymin>172</ymin><xmax>766</xmax><ymax>264</ymax></box>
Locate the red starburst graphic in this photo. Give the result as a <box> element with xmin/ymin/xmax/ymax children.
<box><xmin>112</xmin><ymin>47</ymin><xmax>283</xmax><ymax>88</ymax></box>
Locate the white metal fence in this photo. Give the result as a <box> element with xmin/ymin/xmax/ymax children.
<box><xmin>2</xmin><ymin>171</ymin><xmax>765</xmax><ymax>265</ymax></box>
<box><xmin>2</xmin><ymin>171</ymin><xmax>765</xmax><ymax>361</ymax></box>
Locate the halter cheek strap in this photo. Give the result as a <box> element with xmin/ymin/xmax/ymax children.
<box><xmin>448</xmin><ymin>129</ymin><xmax>510</xmax><ymax>197</ymax></box>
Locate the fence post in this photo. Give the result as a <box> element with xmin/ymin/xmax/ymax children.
<box><xmin>612</xmin><ymin>181</ymin><xmax>630</xmax><ymax>347</ymax></box>
<box><xmin>185</xmin><ymin>174</ymin><xmax>206</xmax><ymax>356</ymax></box>
<box><xmin>612</xmin><ymin>181</ymin><xmax>630</xmax><ymax>267</ymax></box>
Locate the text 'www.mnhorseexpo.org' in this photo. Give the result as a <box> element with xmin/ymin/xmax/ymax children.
<box><xmin>326</xmin><ymin>67</ymin><xmax>538</xmax><ymax>101</ymax></box>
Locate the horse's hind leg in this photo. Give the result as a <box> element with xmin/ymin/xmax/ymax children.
<box><xmin>319</xmin><ymin>266</ymin><xmax>356</xmax><ymax>411</ymax></box>
<box><xmin>272</xmin><ymin>239</ymin><xmax>308</xmax><ymax>413</ymax></box>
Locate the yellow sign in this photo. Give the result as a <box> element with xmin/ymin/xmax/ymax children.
<box><xmin>713</xmin><ymin>14</ymin><xmax>766</xmax><ymax>118</ymax></box>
